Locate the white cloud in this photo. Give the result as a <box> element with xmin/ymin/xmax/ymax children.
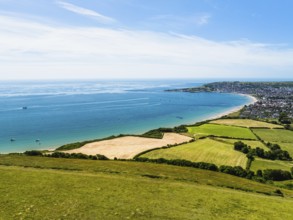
<box><xmin>0</xmin><ymin>14</ymin><xmax>292</xmax><ymax>80</ymax></box>
<box><xmin>56</xmin><ymin>1</ymin><xmax>116</xmax><ymax>24</ymax></box>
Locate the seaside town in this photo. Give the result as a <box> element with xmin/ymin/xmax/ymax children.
<box><xmin>171</xmin><ymin>82</ymin><xmax>293</xmax><ymax>121</ymax></box>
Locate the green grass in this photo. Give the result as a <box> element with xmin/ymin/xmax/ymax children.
<box><xmin>250</xmin><ymin>158</ymin><xmax>293</xmax><ymax>172</ymax></box>
<box><xmin>188</xmin><ymin>124</ymin><xmax>257</xmax><ymax>139</ymax></box>
<box><xmin>252</xmin><ymin>129</ymin><xmax>293</xmax><ymax>143</ymax></box>
<box><xmin>140</xmin><ymin>138</ymin><xmax>248</xmax><ymax>167</ymax></box>
<box><xmin>214</xmin><ymin>138</ymin><xmax>268</xmax><ymax>150</ymax></box>
<box><xmin>0</xmin><ymin>155</ymin><xmax>293</xmax><ymax>219</ymax></box>
<box><xmin>210</xmin><ymin>119</ymin><xmax>283</xmax><ymax>129</ymax></box>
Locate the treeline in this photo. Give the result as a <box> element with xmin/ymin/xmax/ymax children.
<box><xmin>24</xmin><ymin>150</ymin><xmax>109</xmax><ymax>160</ymax></box>
<box><xmin>234</xmin><ymin>141</ymin><xmax>292</xmax><ymax>161</ymax></box>
<box><xmin>256</xmin><ymin>169</ymin><xmax>293</xmax><ymax>181</ymax></box>
<box><xmin>136</xmin><ymin>157</ymin><xmax>218</xmax><ymax>171</ymax></box>
<box><xmin>142</xmin><ymin>125</ymin><xmax>188</xmax><ymax>139</ymax></box>
<box><xmin>135</xmin><ymin>157</ymin><xmax>293</xmax><ymax>181</ymax></box>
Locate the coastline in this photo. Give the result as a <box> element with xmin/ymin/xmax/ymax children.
<box><xmin>205</xmin><ymin>94</ymin><xmax>258</xmax><ymax>121</ymax></box>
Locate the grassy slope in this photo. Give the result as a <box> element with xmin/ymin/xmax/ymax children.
<box><xmin>251</xmin><ymin>158</ymin><xmax>293</xmax><ymax>172</ymax></box>
<box><xmin>1</xmin><ymin>155</ymin><xmax>293</xmax><ymax>220</ymax></box>
<box><xmin>210</xmin><ymin>119</ymin><xmax>283</xmax><ymax>128</ymax></box>
<box><xmin>141</xmin><ymin>138</ymin><xmax>247</xmax><ymax>167</ymax></box>
<box><xmin>252</xmin><ymin>129</ymin><xmax>293</xmax><ymax>143</ymax></box>
<box><xmin>214</xmin><ymin>138</ymin><xmax>268</xmax><ymax>150</ymax></box>
<box><xmin>188</xmin><ymin>124</ymin><xmax>257</xmax><ymax>139</ymax></box>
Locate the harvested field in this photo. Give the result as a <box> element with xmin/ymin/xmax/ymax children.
<box><xmin>63</xmin><ymin>133</ymin><xmax>192</xmax><ymax>159</ymax></box>
<box><xmin>210</xmin><ymin>119</ymin><xmax>283</xmax><ymax>129</ymax></box>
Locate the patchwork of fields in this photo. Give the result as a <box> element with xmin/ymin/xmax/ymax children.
<box><xmin>141</xmin><ymin>119</ymin><xmax>293</xmax><ymax>172</ymax></box>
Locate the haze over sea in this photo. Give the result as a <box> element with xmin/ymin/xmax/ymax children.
<box><xmin>0</xmin><ymin>79</ymin><xmax>253</xmax><ymax>153</ymax></box>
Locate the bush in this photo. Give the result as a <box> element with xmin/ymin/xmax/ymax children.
<box><xmin>263</xmin><ymin>169</ymin><xmax>292</xmax><ymax>181</ymax></box>
<box><xmin>24</xmin><ymin>150</ymin><xmax>43</xmax><ymax>156</ymax></box>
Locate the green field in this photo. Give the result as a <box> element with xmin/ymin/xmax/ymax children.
<box><xmin>250</xmin><ymin>158</ymin><xmax>293</xmax><ymax>172</ymax></box>
<box><xmin>210</xmin><ymin>119</ymin><xmax>283</xmax><ymax>128</ymax></box>
<box><xmin>188</xmin><ymin>124</ymin><xmax>257</xmax><ymax>139</ymax></box>
<box><xmin>1</xmin><ymin>155</ymin><xmax>293</xmax><ymax>219</ymax></box>
<box><xmin>214</xmin><ymin>138</ymin><xmax>268</xmax><ymax>150</ymax></box>
<box><xmin>140</xmin><ymin>138</ymin><xmax>248</xmax><ymax>167</ymax></box>
<box><xmin>252</xmin><ymin>128</ymin><xmax>293</xmax><ymax>143</ymax></box>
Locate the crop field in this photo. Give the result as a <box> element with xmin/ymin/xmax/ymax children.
<box><xmin>214</xmin><ymin>138</ymin><xmax>268</xmax><ymax>150</ymax></box>
<box><xmin>187</xmin><ymin>124</ymin><xmax>257</xmax><ymax>140</ymax></box>
<box><xmin>1</xmin><ymin>155</ymin><xmax>293</xmax><ymax>220</ymax></box>
<box><xmin>140</xmin><ymin>138</ymin><xmax>248</xmax><ymax>167</ymax></box>
<box><xmin>252</xmin><ymin>129</ymin><xmax>293</xmax><ymax>143</ymax></box>
<box><xmin>210</xmin><ymin>119</ymin><xmax>283</xmax><ymax>128</ymax></box>
<box><xmin>250</xmin><ymin>158</ymin><xmax>293</xmax><ymax>172</ymax></box>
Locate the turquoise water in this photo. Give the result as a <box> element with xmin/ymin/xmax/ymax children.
<box><xmin>0</xmin><ymin>80</ymin><xmax>251</xmax><ymax>153</ymax></box>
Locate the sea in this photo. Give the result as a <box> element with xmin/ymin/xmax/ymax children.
<box><xmin>0</xmin><ymin>79</ymin><xmax>253</xmax><ymax>153</ymax></box>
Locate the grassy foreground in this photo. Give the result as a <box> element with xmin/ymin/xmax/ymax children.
<box><xmin>0</xmin><ymin>155</ymin><xmax>293</xmax><ymax>220</ymax></box>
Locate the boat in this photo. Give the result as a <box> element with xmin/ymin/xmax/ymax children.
<box><xmin>10</xmin><ymin>138</ymin><xmax>15</xmax><ymax>142</ymax></box>
<box><xmin>22</xmin><ymin>106</ymin><xmax>28</xmax><ymax>110</ymax></box>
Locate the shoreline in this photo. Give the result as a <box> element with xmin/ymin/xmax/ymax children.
<box><xmin>205</xmin><ymin>94</ymin><xmax>258</xmax><ymax>121</ymax></box>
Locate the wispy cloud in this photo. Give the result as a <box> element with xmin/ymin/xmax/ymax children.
<box><xmin>56</xmin><ymin>1</ymin><xmax>116</xmax><ymax>24</ymax></box>
<box><xmin>196</xmin><ymin>14</ymin><xmax>210</xmax><ymax>26</ymax></box>
<box><xmin>149</xmin><ymin>13</ymin><xmax>211</xmax><ymax>28</ymax></box>
<box><xmin>0</xmin><ymin>13</ymin><xmax>292</xmax><ymax>80</ymax></box>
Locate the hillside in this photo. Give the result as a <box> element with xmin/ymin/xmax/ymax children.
<box><xmin>0</xmin><ymin>155</ymin><xmax>293</xmax><ymax>220</ymax></box>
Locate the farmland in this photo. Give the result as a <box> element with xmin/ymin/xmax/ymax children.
<box><xmin>250</xmin><ymin>158</ymin><xmax>293</xmax><ymax>172</ymax></box>
<box><xmin>210</xmin><ymin>119</ymin><xmax>283</xmax><ymax>128</ymax></box>
<box><xmin>140</xmin><ymin>138</ymin><xmax>247</xmax><ymax>167</ymax></box>
<box><xmin>213</xmin><ymin>138</ymin><xmax>268</xmax><ymax>150</ymax></box>
<box><xmin>187</xmin><ymin>124</ymin><xmax>257</xmax><ymax>139</ymax></box>
<box><xmin>252</xmin><ymin>128</ymin><xmax>293</xmax><ymax>143</ymax></box>
<box><xmin>1</xmin><ymin>155</ymin><xmax>293</xmax><ymax>220</ymax></box>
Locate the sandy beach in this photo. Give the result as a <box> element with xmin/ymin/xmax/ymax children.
<box><xmin>206</xmin><ymin>94</ymin><xmax>258</xmax><ymax>121</ymax></box>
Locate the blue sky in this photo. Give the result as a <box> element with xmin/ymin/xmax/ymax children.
<box><xmin>0</xmin><ymin>0</ymin><xmax>292</xmax><ymax>79</ymax></box>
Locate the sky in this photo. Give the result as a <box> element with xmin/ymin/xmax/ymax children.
<box><xmin>0</xmin><ymin>0</ymin><xmax>293</xmax><ymax>80</ymax></box>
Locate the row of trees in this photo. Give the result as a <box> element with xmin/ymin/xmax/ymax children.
<box><xmin>136</xmin><ymin>157</ymin><xmax>293</xmax><ymax>181</ymax></box>
<box><xmin>234</xmin><ymin>141</ymin><xmax>292</xmax><ymax>161</ymax></box>
<box><xmin>24</xmin><ymin>150</ymin><xmax>109</xmax><ymax>160</ymax></box>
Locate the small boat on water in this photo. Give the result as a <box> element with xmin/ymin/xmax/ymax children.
<box><xmin>22</xmin><ymin>106</ymin><xmax>28</xmax><ymax>110</ymax></box>
<box><xmin>35</xmin><ymin>139</ymin><xmax>40</xmax><ymax>142</ymax></box>
<box><xmin>176</xmin><ymin>116</ymin><xmax>183</xmax><ymax>119</ymax></box>
<box><xmin>10</xmin><ymin>138</ymin><xmax>15</xmax><ymax>142</ymax></box>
